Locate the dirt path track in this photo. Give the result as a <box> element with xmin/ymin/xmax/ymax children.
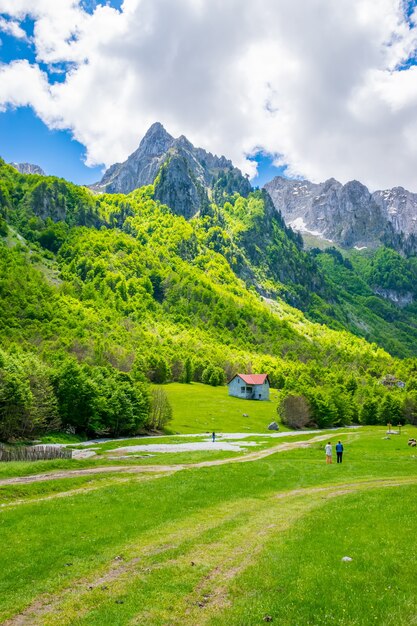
<box><xmin>0</xmin><ymin>432</ymin><xmax>342</xmax><ymax>487</ymax></box>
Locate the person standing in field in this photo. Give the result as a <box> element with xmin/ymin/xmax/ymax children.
<box><xmin>325</xmin><ymin>441</ymin><xmax>332</xmax><ymax>464</ymax></box>
<box><xmin>212</xmin><ymin>432</ymin><xmax>216</xmax><ymax>442</ymax></box>
<box><xmin>336</xmin><ymin>440</ymin><xmax>344</xmax><ymax>463</ymax></box>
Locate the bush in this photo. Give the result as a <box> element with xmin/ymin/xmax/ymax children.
<box><xmin>279</xmin><ymin>394</ymin><xmax>313</xmax><ymax>429</ymax></box>
<box><xmin>201</xmin><ymin>364</ymin><xmax>225</xmax><ymax>386</ymax></box>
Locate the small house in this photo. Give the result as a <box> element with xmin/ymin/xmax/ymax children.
<box><xmin>228</xmin><ymin>373</ymin><xmax>270</xmax><ymax>401</ymax></box>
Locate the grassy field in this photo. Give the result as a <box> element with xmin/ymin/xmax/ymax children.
<box><xmin>0</xmin><ymin>423</ymin><xmax>416</xmax><ymax>624</ymax></box>
<box><xmin>163</xmin><ymin>382</ymin><xmax>282</xmax><ymax>433</ymax></box>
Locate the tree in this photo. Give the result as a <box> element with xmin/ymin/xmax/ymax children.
<box><xmin>148</xmin><ymin>356</ymin><xmax>171</xmax><ymax>384</ymax></box>
<box><xmin>280</xmin><ymin>394</ymin><xmax>312</xmax><ymax>429</ymax></box>
<box><xmin>147</xmin><ymin>387</ymin><xmax>173</xmax><ymax>430</ymax></box>
<box><xmin>360</xmin><ymin>398</ymin><xmax>379</xmax><ymax>425</ymax></box>
<box><xmin>0</xmin><ymin>369</ymin><xmax>33</xmax><ymax>441</ymax></box>
<box><xmin>201</xmin><ymin>364</ymin><xmax>225</xmax><ymax>386</ymax></box>
<box><xmin>309</xmin><ymin>391</ymin><xmax>337</xmax><ymax>429</ymax></box>
<box><xmin>183</xmin><ymin>357</ymin><xmax>194</xmax><ymax>384</ymax></box>
<box><xmin>378</xmin><ymin>394</ymin><xmax>402</xmax><ymax>426</ymax></box>
<box><xmin>26</xmin><ymin>358</ymin><xmax>60</xmax><ymax>433</ymax></box>
<box><xmin>52</xmin><ymin>359</ymin><xmax>100</xmax><ymax>434</ymax></box>
<box><xmin>402</xmin><ymin>392</ymin><xmax>417</xmax><ymax>425</ymax></box>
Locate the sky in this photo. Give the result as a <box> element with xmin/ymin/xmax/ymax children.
<box><xmin>1</xmin><ymin>1</ymin><xmax>417</xmax><ymax>189</ymax></box>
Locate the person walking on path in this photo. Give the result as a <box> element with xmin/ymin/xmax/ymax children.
<box><xmin>212</xmin><ymin>432</ymin><xmax>216</xmax><ymax>442</ymax></box>
<box><xmin>336</xmin><ymin>440</ymin><xmax>344</xmax><ymax>464</ymax></box>
<box><xmin>325</xmin><ymin>441</ymin><xmax>332</xmax><ymax>464</ymax></box>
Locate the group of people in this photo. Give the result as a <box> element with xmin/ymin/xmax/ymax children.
<box><xmin>325</xmin><ymin>440</ymin><xmax>344</xmax><ymax>464</ymax></box>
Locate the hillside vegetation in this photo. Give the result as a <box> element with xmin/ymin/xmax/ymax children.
<box><xmin>1</xmin><ymin>160</ymin><xmax>417</xmax><ymax>439</ymax></box>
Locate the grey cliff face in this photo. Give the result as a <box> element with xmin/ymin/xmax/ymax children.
<box><xmin>265</xmin><ymin>176</ymin><xmax>417</xmax><ymax>249</ymax></box>
<box><xmin>11</xmin><ymin>162</ymin><xmax>45</xmax><ymax>176</ymax></box>
<box><xmin>154</xmin><ymin>153</ymin><xmax>205</xmax><ymax>220</ymax></box>
<box><xmin>91</xmin><ymin>122</ymin><xmax>244</xmax><ymax>219</ymax></box>
<box><xmin>373</xmin><ymin>187</ymin><xmax>417</xmax><ymax>236</ymax></box>
<box><xmin>93</xmin><ymin>122</ymin><xmax>175</xmax><ymax>194</ymax></box>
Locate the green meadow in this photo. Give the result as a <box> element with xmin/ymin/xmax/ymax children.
<box><xmin>164</xmin><ymin>382</ymin><xmax>282</xmax><ymax>433</ymax></box>
<box><xmin>0</xmin><ymin>417</ymin><xmax>416</xmax><ymax>625</ymax></box>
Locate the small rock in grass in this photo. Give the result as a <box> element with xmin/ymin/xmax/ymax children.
<box><xmin>342</xmin><ymin>556</ymin><xmax>353</xmax><ymax>562</ymax></box>
<box><xmin>268</xmin><ymin>422</ymin><xmax>279</xmax><ymax>431</ymax></box>
<box><xmin>263</xmin><ymin>616</ymin><xmax>273</xmax><ymax>622</ymax></box>
<box><xmin>115</xmin><ymin>599</ymin><xmax>124</xmax><ymax>604</ymax></box>
<box><xmin>191</xmin><ymin>561</ymin><xmax>196</xmax><ymax>566</ymax></box>
<box><xmin>64</xmin><ymin>563</ymin><xmax>73</xmax><ymax>567</ymax></box>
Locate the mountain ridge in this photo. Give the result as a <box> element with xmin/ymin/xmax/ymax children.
<box><xmin>265</xmin><ymin>175</ymin><xmax>417</xmax><ymax>253</ymax></box>
<box><xmin>91</xmin><ymin>122</ymin><xmax>251</xmax><ymax>218</ymax></box>
<box><xmin>10</xmin><ymin>162</ymin><xmax>45</xmax><ymax>176</ymax></box>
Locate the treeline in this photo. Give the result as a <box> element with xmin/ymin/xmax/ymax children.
<box><xmin>279</xmin><ymin>368</ymin><xmax>417</xmax><ymax>429</ymax></box>
<box><xmin>0</xmin><ymin>349</ymin><xmax>172</xmax><ymax>442</ymax></box>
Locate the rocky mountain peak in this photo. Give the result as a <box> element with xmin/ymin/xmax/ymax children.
<box><xmin>136</xmin><ymin>122</ymin><xmax>174</xmax><ymax>157</ymax></box>
<box><xmin>10</xmin><ymin>162</ymin><xmax>45</xmax><ymax>176</ymax></box>
<box><xmin>175</xmin><ymin>135</ymin><xmax>194</xmax><ymax>151</ymax></box>
<box><xmin>90</xmin><ymin>123</ymin><xmax>249</xmax><ymax>219</ymax></box>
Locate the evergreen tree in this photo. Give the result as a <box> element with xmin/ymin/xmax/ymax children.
<box><xmin>183</xmin><ymin>357</ymin><xmax>194</xmax><ymax>384</ymax></box>
<box><xmin>378</xmin><ymin>395</ymin><xmax>402</xmax><ymax>426</ymax></box>
<box><xmin>360</xmin><ymin>398</ymin><xmax>379</xmax><ymax>425</ymax></box>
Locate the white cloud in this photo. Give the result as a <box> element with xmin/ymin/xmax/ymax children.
<box><xmin>0</xmin><ymin>16</ymin><xmax>28</xmax><ymax>39</ymax></box>
<box><xmin>0</xmin><ymin>0</ymin><xmax>417</xmax><ymax>190</ymax></box>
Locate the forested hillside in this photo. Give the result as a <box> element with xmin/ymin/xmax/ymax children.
<box><xmin>1</xmin><ymin>159</ymin><xmax>417</xmax><ymax>441</ymax></box>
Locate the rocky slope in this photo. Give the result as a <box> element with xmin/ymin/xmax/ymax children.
<box><xmin>91</xmin><ymin>122</ymin><xmax>251</xmax><ymax>218</ymax></box>
<box><xmin>265</xmin><ymin>176</ymin><xmax>417</xmax><ymax>251</ymax></box>
<box><xmin>10</xmin><ymin>162</ymin><xmax>45</xmax><ymax>176</ymax></box>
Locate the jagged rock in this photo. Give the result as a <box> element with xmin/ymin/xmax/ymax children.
<box><xmin>154</xmin><ymin>153</ymin><xmax>207</xmax><ymax>219</ymax></box>
<box><xmin>10</xmin><ymin>162</ymin><xmax>45</xmax><ymax>176</ymax></box>
<box><xmin>268</xmin><ymin>421</ymin><xmax>279</xmax><ymax>431</ymax></box>
<box><xmin>92</xmin><ymin>122</ymin><xmax>174</xmax><ymax>194</ymax></box>
<box><xmin>373</xmin><ymin>186</ymin><xmax>417</xmax><ymax>238</ymax></box>
<box><xmin>264</xmin><ymin>176</ymin><xmax>385</xmax><ymax>248</ymax></box>
<box><xmin>91</xmin><ymin>122</ymin><xmax>249</xmax><ymax>219</ymax></box>
<box><xmin>265</xmin><ymin>175</ymin><xmax>417</xmax><ymax>255</ymax></box>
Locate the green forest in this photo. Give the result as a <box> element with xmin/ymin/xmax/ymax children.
<box><xmin>1</xmin><ymin>159</ymin><xmax>417</xmax><ymax>440</ymax></box>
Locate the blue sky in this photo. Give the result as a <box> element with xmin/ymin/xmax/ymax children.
<box><xmin>0</xmin><ymin>107</ymin><xmax>104</xmax><ymax>183</ymax></box>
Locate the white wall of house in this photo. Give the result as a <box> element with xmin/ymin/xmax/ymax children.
<box><xmin>228</xmin><ymin>377</ymin><xmax>270</xmax><ymax>401</ymax></box>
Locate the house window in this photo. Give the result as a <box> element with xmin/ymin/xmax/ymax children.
<box><xmin>246</xmin><ymin>387</ymin><xmax>252</xmax><ymax>393</ymax></box>
<box><xmin>241</xmin><ymin>387</ymin><xmax>245</xmax><ymax>393</ymax></box>
<box><xmin>259</xmin><ymin>394</ymin><xmax>261</xmax><ymax>398</ymax></box>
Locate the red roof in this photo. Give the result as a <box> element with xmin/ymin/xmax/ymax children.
<box><xmin>235</xmin><ymin>373</ymin><xmax>269</xmax><ymax>385</ymax></box>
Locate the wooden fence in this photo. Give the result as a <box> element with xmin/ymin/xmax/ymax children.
<box><xmin>0</xmin><ymin>445</ymin><xmax>72</xmax><ymax>462</ymax></box>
